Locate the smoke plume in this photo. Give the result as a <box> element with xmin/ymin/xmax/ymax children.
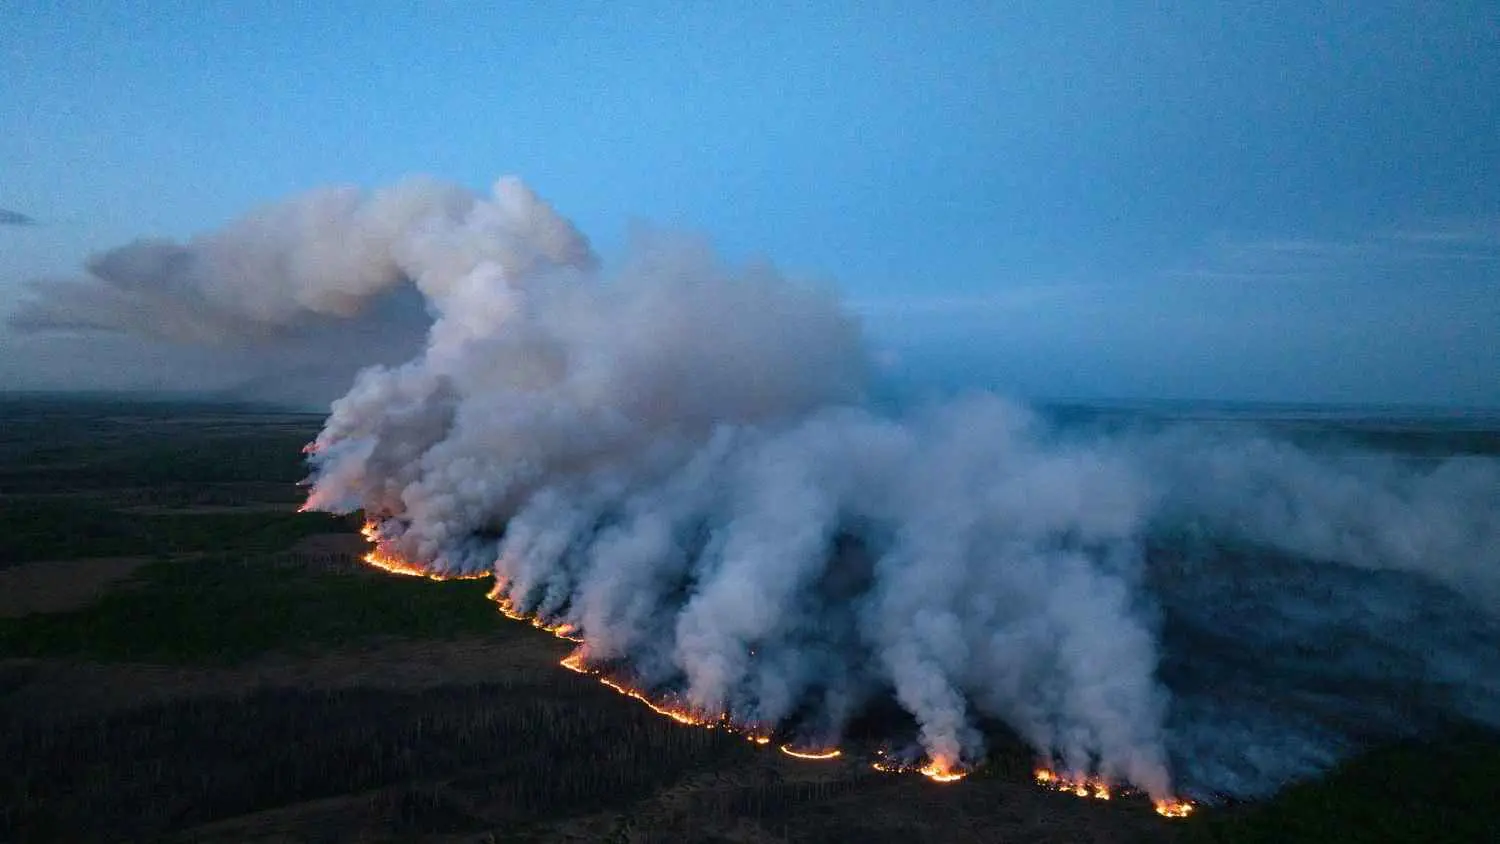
<box><xmin>22</xmin><ymin>176</ymin><xmax>1500</xmax><ymax>799</ymax></box>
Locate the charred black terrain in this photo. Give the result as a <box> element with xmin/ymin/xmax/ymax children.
<box><xmin>1</xmin><ymin>396</ymin><xmax>1496</xmax><ymax>843</ymax></box>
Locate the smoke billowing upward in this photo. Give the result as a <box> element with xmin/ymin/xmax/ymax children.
<box><xmin>7</xmin><ymin>178</ymin><xmax>591</xmax><ymax>402</ymax></box>
<box><xmin>21</xmin><ymin>176</ymin><xmax>1500</xmax><ymax>800</ymax></box>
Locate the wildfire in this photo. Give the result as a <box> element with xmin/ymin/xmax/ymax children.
<box><xmin>919</xmin><ymin>760</ymin><xmax>967</xmax><ymax>784</ymax></box>
<box><xmin>1034</xmin><ymin>768</ymin><xmax>1112</xmax><ymax>800</ymax></box>
<box><xmin>869</xmin><ymin>751</ymin><xmax>966</xmax><ymax>783</ymax></box>
<box><xmin>558</xmin><ymin>648</ymin><xmax>719</xmax><ymax>728</ymax></box>
<box><xmin>598</xmin><ymin>675</ymin><xmax>713</xmax><ymax>727</ymax></box>
<box><xmin>352</xmin><ymin>519</ymin><xmax>491</xmax><ymax>580</ymax></box>
<box><xmin>1154</xmin><ymin>799</ymin><xmax>1195</xmax><ymax>819</ymax></box>
<box><xmin>1034</xmin><ymin>768</ymin><xmax>1195</xmax><ymax>819</ymax></box>
<box><xmin>361</xmin><ymin>544</ymin><xmax>488</xmax><ymax>581</ymax></box>
<box><xmin>779</xmin><ymin>745</ymin><xmax>842</xmax><ymax>761</ymax></box>
<box><xmin>351</xmin><ymin>518</ymin><xmax>1194</xmax><ymax>820</ymax></box>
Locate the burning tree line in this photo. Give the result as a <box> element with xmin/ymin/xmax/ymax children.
<box><xmin>355</xmin><ymin>519</ymin><xmax>1194</xmax><ymax>819</ymax></box>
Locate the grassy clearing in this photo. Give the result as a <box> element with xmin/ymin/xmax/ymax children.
<box><xmin>1181</xmin><ymin>729</ymin><xmax>1500</xmax><ymax>844</ymax></box>
<box><xmin>0</xmin><ymin>506</ymin><xmax>356</xmax><ymax>567</ymax></box>
<box><xmin>0</xmin><ymin>556</ymin><xmax>505</xmax><ymax>664</ymax></box>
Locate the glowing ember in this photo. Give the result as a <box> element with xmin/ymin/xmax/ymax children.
<box><xmin>869</xmin><ymin>752</ymin><xmax>966</xmax><ymax>783</ymax></box>
<box><xmin>357</xmin><ymin>538</ymin><xmax>488</xmax><ymax>581</ymax></box>
<box><xmin>1034</xmin><ymin>768</ymin><xmax>1112</xmax><ymax>800</ymax></box>
<box><xmin>779</xmin><ymin>745</ymin><xmax>842</xmax><ymax>761</ymax></box>
<box><xmin>350</xmin><ymin>515</ymin><xmax>1193</xmax><ymax>817</ymax></box>
<box><xmin>598</xmin><ymin>675</ymin><xmax>712</xmax><ymax>726</ymax></box>
<box><xmin>533</xmin><ymin>618</ymin><xmax>584</xmax><ymax>641</ymax></box>
<box><xmin>918</xmin><ymin>760</ymin><xmax>967</xmax><ymax>783</ymax></box>
<box><xmin>1154</xmin><ymin>799</ymin><xmax>1195</xmax><ymax>818</ymax></box>
<box><xmin>1034</xmin><ymin>768</ymin><xmax>1196</xmax><ymax>818</ymax></box>
<box><xmin>558</xmin><ymin>649</ymin><xmax>717</xmax><ymax>727</ymax></box>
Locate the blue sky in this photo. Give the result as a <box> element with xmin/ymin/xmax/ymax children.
<box><xmin>2</xmin><ymin>1</ymin><xmax>1497</xmax><ymax>405</ymax></box>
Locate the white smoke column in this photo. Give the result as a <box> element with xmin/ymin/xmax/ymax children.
<box><xmin>16</xmin><ymin>173</ymin><xmax>1498</xmax><ymax>800</ymax></box>
<box><xmin>285</xmin><ymin>176</ymin><xmax>1181</xmax><ymax>795</ymax></box>
<box><xmin>39</xmin><ymin>171</ymin><xmax>1459</xmax><ymax>802</ymax></box>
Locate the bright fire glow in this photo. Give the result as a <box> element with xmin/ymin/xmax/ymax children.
<box><xmin>598</xmin><ymin>675</ymin><xmax>713</xmax><ymax>727</ymax></box>
<box><xmin>779</xmin><ymin>745</ymin><xmax>842</xmax><ymax>761</ymax></box>
<box><xmin>351</xmin><ymin>518</ymin><xmax>1194</xmax><ymax>818</ymax></box>
<box><xmin>1035</xmin><ymin>767</ymin><xmax>1195</xmax><ymax>818</ymax></box>
<box><xmin>357</xmin><ymin>521</ymin><xmax>487</xmax><ymax>581</ymax></box>
<box><xmin>1154</xmin><ymin>799</ymin><xmax>1195</xmax><ymax>818</ymax></box>
<box><xmin>1033</xmin><ymin>768</ymin><xmax>1112</xmax><ymax>800</ymax></box>
<box><xmin>869</xmin><ymin>752</ymin><xmax>965</xmax><ymax>783</ymax></box>
<box><xmin>919</xmin><ymin>760</ymin><xmax>967</xmax><ymax>783</ymax></box>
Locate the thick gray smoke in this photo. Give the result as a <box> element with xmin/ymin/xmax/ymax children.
<box><xmin>293</xmin><ymin>177</ymin><xmax>1500</xmax><ymax>800</ymax></box>
<box><xmin>8</xmin><ymin>178</ymin><xmax>591</xmax><ymax>402</ymax></box>
<box><xmin>25</xmin><ymin>175</ymin><xmax>1498</xmax><ymax>800</ymax></box>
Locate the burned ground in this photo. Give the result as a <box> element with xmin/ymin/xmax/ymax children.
<box><xmin>0</xmin><ymin>396</ymin><xmax>1495</xmax><ymax>843</ymax></box>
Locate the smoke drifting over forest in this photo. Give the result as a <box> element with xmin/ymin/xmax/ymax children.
<box><xmin>17</xmin><ymin>177</ymin><xmax>1500</xmax><ymax>800</ymax></box>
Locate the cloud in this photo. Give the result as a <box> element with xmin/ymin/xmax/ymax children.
<box><xmin>0</xmin><ymin>208</ymin><xmax>35</xmax><ymax>226</ymax></box>
<box><xmin>1170</xmin><ymin>219</ymin><xmax>1500</xmax><ymax>283</ymax></box>
<box><xmin>4</xmin><ymin>177</ymin><xmax>593</xmax><ymax>404</ymax></box>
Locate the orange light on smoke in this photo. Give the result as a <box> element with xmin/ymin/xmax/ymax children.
<box><xmin>1034</xmin><ymin>767</ymin><xmax>1195</xmax><ymax>818</ymax></box>
<box><xmin>357</xmin><ymin>527</ymin><xmax>488</xmax><ymax>581</ymax></box>
<box><xmin>918</xmin><ymin>760</ymin><xmax>967</xmax><ymax>783</ymax></box>
<box><xmin>356</xmin><ymin>517</ymin><xmax>1198</xmax><ymax>819</ymax></box>
<box><xmin>1033</xmin><ymin>768</ymin><xmax>1112</xmax><ymax>801</ymax></box>
<box><xmin>1154</xmin><ymin>799</ymin><xmax>1195</xmax><ymax>818</ymax></box>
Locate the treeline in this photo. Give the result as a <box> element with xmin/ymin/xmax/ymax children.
<box><xmin>0</xmin><ymin>683</ymin><xmax>750</xmax><ymax>841</ymax></box>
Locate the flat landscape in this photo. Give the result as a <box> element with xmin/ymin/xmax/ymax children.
<box><xmin>2</xmin><ymin>396</ymin><xmax>1496</xmax><ymax>843</ymax></box>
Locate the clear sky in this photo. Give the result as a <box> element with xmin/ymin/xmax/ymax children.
<box><xmin>2</xmin><ymin>1</ymin><xmax>1497</xmax><ymax>406</ymax></box>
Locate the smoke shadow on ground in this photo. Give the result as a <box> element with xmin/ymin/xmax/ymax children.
<box><xmin>1151</xmin><ymin>536</ymin><xmax>1500</xmax><ymax>799</ymax></box>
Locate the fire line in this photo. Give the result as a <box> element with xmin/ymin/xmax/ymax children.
<box><xmin>353</xmin><ymin>519</ymin><xmax>1195</xmax><ymax>817</ymax></box>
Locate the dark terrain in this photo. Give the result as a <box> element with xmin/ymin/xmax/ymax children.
<box><xmin>1</xmin><ymin>395</ymin><xmax>1496</xmax><ymax>843</ymax></box>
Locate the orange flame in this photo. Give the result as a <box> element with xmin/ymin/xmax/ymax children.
<box><xmin>1034</xmin><ymin>768</ymin><xmax>1112</xmax><ymax>800</ymax></box>
<box><xmin>869</xmin><ymin>752</ymin><xmax>966</xmax><ymax>783</ymax></box>
<box><xmin>918</xmin><ymin>760</ymin><xmax>967</xmax><ymax>783</ymax></box>
<box><xmin>598</xmin><ymin>675</ymin><xmax>713</xmax><ymax>726</ymax></box>
<box><xmin>352</xmin><ymin>515</ymin><xmax>1195</xmax><ymax>816</ymax></box>
<box><xmin>558</xmin><ymin>649</ymin><xmax>717</xmax><ymax>728</ymax></box>
<box><xmin>356</xmin><ymin>520</ymin><xmax>488</xmax><ymax>581</ymax></box>
<box><xmin>779</xmin><ymin>745</ymin><xmax>842</xmax><ymax>761</ymax></box>
<box><xmin>1034</xmin><ymin>768</ymin><xmax>1196</xmax><ymax>818</ymax></box>
<box><xmin>1154</xmin><ymin>799</ymin><xmax>1195</xmax><ymax>818</ymax></box>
